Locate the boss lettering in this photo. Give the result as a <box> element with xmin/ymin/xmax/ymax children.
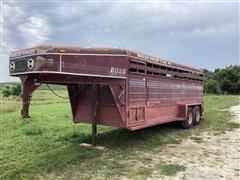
<box><xmin>110</xmin><ymin>67</ymin><xmax>126</xmax><ymax>75</ymax></box>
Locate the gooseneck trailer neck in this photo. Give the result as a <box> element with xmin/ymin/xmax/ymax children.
<box><xmin>9</xmin><ymin>45</ymin><xmax>204</xmax><ymax>146</ymax></box>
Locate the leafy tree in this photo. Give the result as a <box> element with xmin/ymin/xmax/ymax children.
<box><xmin>10</xmin><ymin>84</ymin><xmax>22</xmax><ymax>96</ymax></box>
<box><xmin>2</xmin><ymin>85</ymin><xmax>11</xmax><ymax>97</ymax></box>
<box><xmin>2</xmin><ymin>84</ymin><xmax>22</xmax><ymax>97</ymax></box>
<box><xmin>204</xmin><ymin>79</ymin><xmax>218</xmax><ymax>94</ymax></box>
<box><xmin>204</xmin><ymin>65</ymin><xmax>240</xmax><ymax>94</ymax></box>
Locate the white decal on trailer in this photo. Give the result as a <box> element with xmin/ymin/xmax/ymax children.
<box><xmin>110</xmin><ymin>67</ymin><xmax>126</xmax><ymax>76</ymax></box>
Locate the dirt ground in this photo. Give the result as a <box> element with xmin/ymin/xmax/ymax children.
<box><xmin>148</xmin><ymin>105</ymin><xmax>240</xmax><ymax>180</ymax></box>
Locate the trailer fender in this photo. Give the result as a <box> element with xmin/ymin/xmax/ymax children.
<box><xmin>177</xmin><ymin>103</ymin><xmax>203</xmax><ymax>120</ymax></box>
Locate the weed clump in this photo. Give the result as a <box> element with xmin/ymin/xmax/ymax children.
<box><xmin>157</xmin><ymin>163</ymin><xmax>186</xmax><ymax>176</ymax></box>
<box><xmin>23</xmin><ymin>126</ymin><xmax>45</xmax><ymax>136</ymax></box>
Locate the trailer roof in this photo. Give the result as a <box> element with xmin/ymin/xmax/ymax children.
<box><xmin>10</xmin><ymin>45</ymin><xmax>203</xmax><ymax>74</ymax></box>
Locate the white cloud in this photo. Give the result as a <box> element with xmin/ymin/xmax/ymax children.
<box><xmin>168</xmin><ymin>22</ymin><xmax>238</xmax><ymax>39</ymax></box>
<box><xmin>18</xmin><ymin>16</ymin><xmax>50</xmax><ymax>47</ymax></box>
<box><xmin>3</xmin><ymin>3</ymin><xmax>25</xmax><ymax>25</ymax></box>
<box><xmin>1</xmin><ymin>3</ymin><xmax>51</xmax><ymax>82</ymax></box>
<box><xmin>54</xmin><ymin>3</ymin><xmax>86</xmax><ymax>19</ymax></box>
<box><xmin>2</xmin><ymin>3</ymin><xmax>25</xmax><ymax>53</ymax></box>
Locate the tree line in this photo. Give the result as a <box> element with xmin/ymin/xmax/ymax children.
<box><xmin>203</xmin><ymin>65</ymin><xmax>240</xmax><ymax>94</ymax></box>
<box><xmin>2</xmin><ymin>83</ymin><xmax>22</xmax><ymax>97</ymax></box>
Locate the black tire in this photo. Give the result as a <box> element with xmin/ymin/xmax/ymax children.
<box><xmin>181</xmin><ymin>107</ymin><xmax>193</xmax><ymax>129</ymax></box>
<box><xmin>193</xmin><ymin>106</ymin><xmax>201</xmax><ymax>125</ymax></box>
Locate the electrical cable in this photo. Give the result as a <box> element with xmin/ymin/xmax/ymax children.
<box><xmin>46</xmin><ymin>84</ymin><xmax>82</xmax><ymax>99</ymax></box>
<box><xmin>46</xmin><ymin>84</ymin><xmax>67</xmax><ymax>98</ymax></box>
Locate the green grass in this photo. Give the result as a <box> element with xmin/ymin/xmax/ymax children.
<box><xmin>190</xmin><ymin>136</ymin><xmax>204</xmax><ymax>143</ymax></box>
<box><xmin>201</xmin><ymin>95</ymin><xmax>240</xmax><ymax>132</ymax></box>
<box><xmin>156</xmin><ymin>163</ymin><xmax>186</xmax><ymax>176</ymax></box>
<box><xmin>0</xmin><ymin>92</ymin><xmax>239</xmax><ymax>179</ymax></box>
<box><xmin>0</xmin><ymin>90</ymin><xmax>68</xmax><ymax>114</ymax></box>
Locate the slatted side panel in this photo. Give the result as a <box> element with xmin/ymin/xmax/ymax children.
<box><xmin>147</xmin><ymin>76</ymin><xmax>203</xmax><ymax>106</ymax></box>
<box><xmin>129</xmin><ymin>78</ymin><xmax>146</xmax><ymax>107</ymax></box>
<box><xmin>127</xmin><ymin>74</ymin><xmax>203</xmax><ymax>128</ymax></box>
<box><xmin>128</xmin><ymin>76</ymin><xmax>203</xmax><ymax>107</ymax></box>
<box><xmin>128</xmin><ymin>75</ymin><xmax>147</xmax><ymax>125</ymax></box>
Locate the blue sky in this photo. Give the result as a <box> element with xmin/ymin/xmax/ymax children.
<box><xmin>1</xmin><ymin>0</ymin><xmax>239</xmax><ymax>82</ymax></box>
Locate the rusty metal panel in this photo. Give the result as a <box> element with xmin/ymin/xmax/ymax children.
<box><xmin>128</xmin><ymin>107</ymin><xmax>145</xmax><ymax>126</ymax></box>
<box><xmin>61</xmin><ymin>55</ymin><xmax>128</xmax><ymax>78</ymax></box>
<box><xmin>10</xmin><ymin>54</ymin><xmax>60</xmax><ymax>74</ymax></box>
<box><xmin>68</xmin><ymin>84</ymin><xmax>125</xmax><ymax>128</ymax></box>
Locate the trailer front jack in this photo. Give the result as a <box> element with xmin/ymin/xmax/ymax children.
<box><xmin>20</xmin><ymin>75</ymin><xmax>41</xmax><ymax>118</ymax></box>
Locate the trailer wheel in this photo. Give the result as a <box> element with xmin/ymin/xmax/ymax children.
<box><xmin>182</xmin><ymin>107</ymin><xmax>193</xmax><ymax>129</ymax></box>
<box><xmin>193</xmin><ymin>106</ymin><xmax>201</xmax><ymax>125</ymax></box>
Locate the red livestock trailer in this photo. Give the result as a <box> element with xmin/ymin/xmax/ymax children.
<box><xmin>9</xmin><ymin>45</ymin><xmax>204</xmax><ymax>145</ymax></box>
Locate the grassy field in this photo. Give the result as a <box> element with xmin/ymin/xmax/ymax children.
<box><xmin>0</xmin><ymin>90</ymin><xmax>239</xmax><ymax>179</ymax></box>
